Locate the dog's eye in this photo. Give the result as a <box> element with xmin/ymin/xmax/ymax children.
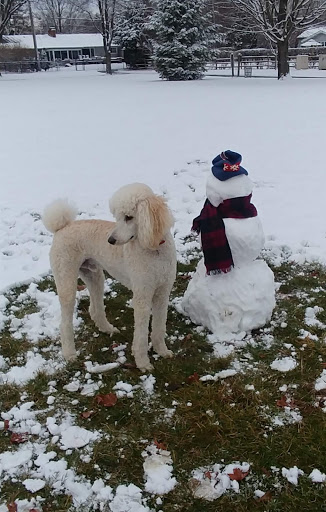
<box><xmin>125</xmin><ymin>215</ymin><xmax>133</xmax><ymax>222</ymax></box>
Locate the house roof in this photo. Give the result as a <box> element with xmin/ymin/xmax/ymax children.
<box><xmin>300</xmin><ymin>39</ymin><xmax>322</xmax><ymax>47</ymax></box>
<box><xmin>298</xmin><ymin>26</ymin><xmax>326</xmax><ymax>40</ymax></box>
<box><xmin>2</xmin><ymin>33</ymin><xmax>111</xmax><ymax>49</ymax></box>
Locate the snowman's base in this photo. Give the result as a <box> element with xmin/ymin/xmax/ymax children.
<box><xmin>181</xmin><ymin>259</ymin><xmax>275</xmax><ymax>340</ymax></box>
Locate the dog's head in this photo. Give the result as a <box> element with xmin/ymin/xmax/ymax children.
<box><xmin>108</xmin><ymin>183</ymin><xmax>174</xmax><ymax>250</ymax></box>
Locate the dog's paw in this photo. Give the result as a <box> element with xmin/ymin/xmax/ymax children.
<box><xmin>136</xmin><ymin>360</ymin><xmax>154</xmax><ymax>373</ymax></box>
<box><xmin>154</xmin><ymin>347</ymin><xmax>174</xmax><ymax>359</ymax></box>
<box><xmin>63</xmin><ymin>350</ymin><xmax>77</xmax><ymax>362</ymax></box>
<box><xmin>99</xmin><ymin>323</ymin><xmax>120</xmax><ymax>335</ymax></box>
<box><xmin>161</xmin><ymin>349</ymin><xmax>174</xmax><ymax>359</ymax></box>
<box><xmin>110</xmin><ymin>326</ymin><xmax>120</xmax><ymax>335</ymax></box>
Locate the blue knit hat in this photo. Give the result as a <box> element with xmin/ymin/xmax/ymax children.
<box><xmin>212</xmin><ymin>150</ymin><xmax>248</xmax><ymax>181</ymax></box>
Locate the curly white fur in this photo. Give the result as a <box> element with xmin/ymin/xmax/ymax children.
<box><xmin>42</xmin><ymin>199</ymin><xmax>77</xmax><ymax>233</ymax></box>
<box><xmin>43</xmin><ymin>183</ymin><xmax>176</xmax><ymax>372</ymax></box>
<box><xmin>109</xmin><ymin>183</ymin><xmax>154</xmax><ymax>217</ymax></box>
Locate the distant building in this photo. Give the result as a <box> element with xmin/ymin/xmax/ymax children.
<box><xmin>297</xmin><ymin>26</ymin><xmax>326</xmax><ymax>48</ymax></box>
<box><xmin>2</xmin><ymin>28</ymin><xmax>122</xmax><ymax>62</ymax></box>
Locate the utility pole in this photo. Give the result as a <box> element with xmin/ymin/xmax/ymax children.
<box><xmin>28</xmin><ymin>0</ymin><xmax>41</xmax><ymax>71</ymax></box>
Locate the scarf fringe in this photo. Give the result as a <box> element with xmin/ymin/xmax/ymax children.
<box><xmin>207</xmin><ymin>265</ymin><xmax>234</xmax><ymax>276</ymax></box>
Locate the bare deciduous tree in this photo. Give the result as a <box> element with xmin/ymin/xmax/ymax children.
<box><xmin>97</xmin><ymin>0</ymin><xmax>116</xmax><ymax>73</ymax></box>
<box><xmin>229</xmin><ymin>0</ymin><xmax>326</xmax><ymax>78</ymax></box>
<box><xmin>35</xmin><ymin>0</ymin><xmax>91</xmax><ymax>33</ymax></box>
<box><xmin>79</xmin><ymin>0</ymin><xmax>119</xmax><ymax>73</ymax></box>
<box><xmin>0</xmin><ymin>0</ymin><xmax>27</xmax><ymax>40</ymax></box>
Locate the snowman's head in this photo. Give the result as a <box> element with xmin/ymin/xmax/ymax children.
<box><xmin>207</xmin><ymin>151</ymin><xmax>253</xmax><ymax>207</ymax></box>
<box><xmin>212</xmin><ymin>150</ymin><xmax>248</xmax><ymax>182</ymax></box>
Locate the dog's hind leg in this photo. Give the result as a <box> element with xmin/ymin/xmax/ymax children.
<box><xmin>79</xmin><ymin>266</ymin><xmax>119</xmax><ymax>335</ymax></box>
<box><xmin>52</xmin><ymin>264</ymin><xmax>79</xmax><ymax>362</ymax></box>
<box><xmin>151</xmin><ymin>286</ymin><xmax>173</xmax><ymax>359</ymax></box>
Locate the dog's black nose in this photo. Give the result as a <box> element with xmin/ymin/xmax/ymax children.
<box><xmin>108</xmin><ymin>236</ymin><xmax>116</xmax><ymax>245</ymax></box>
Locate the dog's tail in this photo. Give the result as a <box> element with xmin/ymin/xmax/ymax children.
<box><xmin>42</xmin><ymin>199</ymin><xmax>77</xmax><ymax>233</ymax></box>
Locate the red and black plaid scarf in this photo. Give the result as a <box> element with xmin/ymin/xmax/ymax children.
<box><xmin>192</xmin><ymin>194</ymin><xmax>258</xmax><ymax>275</ymax></box>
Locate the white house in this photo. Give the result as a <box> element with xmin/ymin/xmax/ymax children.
<box><xmin>2</xmin><ymin>29</ymin><xmax>122</xmax><ymax>62</ymax></box>
<box><xmin>297</xmin><ymin>26</ymin><xmax>326</xmax><ymax>47</ymax></box>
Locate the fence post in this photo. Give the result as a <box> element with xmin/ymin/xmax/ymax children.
<box><xmin>237</xmin><ymin>54</ymin><xmax>241</xmax><ymax>76</ymax></box>
<box><xmin>231</xmin><ymin>53</ymin><xmax>234</xmax><ymax>77</ymax></box>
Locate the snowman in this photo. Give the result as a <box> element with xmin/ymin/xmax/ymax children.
<box><xmin>181</xmin><ymin>150</ymin><xmax>275</xmax><ymax>340</ymax></box>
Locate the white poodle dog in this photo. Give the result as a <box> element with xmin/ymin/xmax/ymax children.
<box><xmin>42</xmin><ymin>183</ymin><xmax>177</xmax><ymax>371</ymax></box>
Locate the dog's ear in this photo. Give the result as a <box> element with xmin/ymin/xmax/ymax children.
<box><xmin>136</xmin><ymin>195</ymin><xmax>174</xmax><ymax>250</ymax></box>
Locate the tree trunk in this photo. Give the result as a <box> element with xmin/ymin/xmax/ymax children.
<box><xmin>277</xmin><ymin>0</ymin><xmax>289</xmax><ymax>80</ymax></box>
<box><xmin>102</xmin><ymin>35</ymin><xmax>112</xmax><ymax>74</ymax></box>
<box><xmin>277</xmin><ymin>39</ymin><xmax>289</xmax><ymax>79</ymax></box>
<box><xmin>106</xmin><ymin>48</ymin><xmax>112</xmax><ymax>74</ymax></box>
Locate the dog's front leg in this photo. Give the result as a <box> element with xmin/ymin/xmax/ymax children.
<box><xmin>132</xmin><ymin>293</ymin><xmax>153</xmax><ymax>372</ymax></box>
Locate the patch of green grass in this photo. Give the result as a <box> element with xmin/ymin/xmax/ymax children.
<box><xmin>0</xmin><ymin>260</ymin><xmax>326</xmax><ymax>511</ymax></box>
<box><xmin>0</xmin><ymin>330</ymin><xmax>32</xmax><ymax>360</ymax></box>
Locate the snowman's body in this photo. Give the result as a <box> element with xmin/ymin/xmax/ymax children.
<box><xmin>181</xmin><ymin>165</ymin><xmax>275</xmax><ymax>340</ymax></box>
<box><xmin>206</xmin><ymin>172</ymin><xmax>265</xmax><ymax>266</ymax></box>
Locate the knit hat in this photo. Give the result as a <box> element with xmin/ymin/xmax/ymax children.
<box><xmin>212</xmin><ymin>150</ymin><xmax>248</xmax><ymax>181</ymax></box>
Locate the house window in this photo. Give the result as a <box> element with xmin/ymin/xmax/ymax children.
<box><xmin>111</xmin><ymin>46</ymin><xmax>117</xmax><ymax>55</ymax></box>
<box><xmin>69</xmin><ymin>50</ymin><xmax>79</xmax><ymax>59</ymax></box>
<box><xmin>54</xmin><ymin>50</ymin><xmax>61</xmax><ymax>60</ymax></box>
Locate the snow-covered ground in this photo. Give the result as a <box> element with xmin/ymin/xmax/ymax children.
<box><xmin>1</xmin><ymin>64</ymin><xmax>326</xmax><ymax>510</ymax></box>
<box><xmin>1</xmin><ymin>66</ymin><xmax>326</xmax><ymax>291</ymax></box>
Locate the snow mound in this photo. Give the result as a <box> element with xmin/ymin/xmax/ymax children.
<box><xmin>60</xmin><ymin>426</ymin><xmax>99</xmax><ymax>450</ymax></box>
<box><xmin>191</xmin><ymin>462</ymin><xmax>250</xmax><ymax>501</ymax></box>
<box><xmin>305</xmin><ymin>306</ymin><xmax>325</xmax><ymax>329</ymax></box>
<box><xmin>270</xmin><ymin>357</ymin><xmax>297</xmax><ymax>373</ymax></box>
<box><xmin>200</xmin><ymin>369</ymin><xmax>237</xmax><ymax>382</ymax></box>
<box><xmin>113</xmin><ymin>381</ymin><xmax>136</xmax><ymax>398</ymax></box>
<box><xmin>85</xmin><ymin>361</ymin><xmax>119</xmax><ymax>374</ymax></box>
<box><xmin>0</xmin><ymin>351</ymin><xmax>64</xmax><ymax>385</ymax></box>
<box><xmin>0</xmin><ymin>445</ymin><xmax>33</xmax><ymax>477</ymax></box>
<box><xmin>182</xmin><ymin>259</ymin><xmax>275</xmax><ymax>339</ymax></box>
<box><xmin>142</xmin><ymin>444</ymin><xmax>177</xmax><ymax>495</ymax></box>
<box><xmin>140</xmin><ymin>374</ymin><xmax>156</xmax><ymax>396</ymax></box>
<box><xmin>315</xmin><ymin>369</ymin><xmax>326</xmax><ymax>391</ymax></box>
<box><xmin>9</xmin><ymin>282</ymin><xmax>82</xmax><ymax>342</ymax></box>
<box><xmin>0</xmin><ymin>295</ymin><xmax>9</xmax><ymax>331</ymax></box>
<box><xmin>46</xmin><ymin>414</ymin><xmax>100</xmax><ymax>450</ymax></box>
<box><xmin>271</xmin><ymin>407</ymin><xmax>302</xmax><ymax>427</ymax></box>
<box><xmin>282</xmin><ymin>466</ymin><xmax>304</xmax><ymax>485</ymax></box>
<box><xmin>22</xmin><ymin>478</ymin><xmax>46</xmax><ymax>493</ymax></box>
<box><xmin>309</xmin><ymin>469</ymin><xmax>326</xmax><ymax>483</ymax></box>
<box><xmin>110</xmin><ymin>484</ymin><xmax>151</xmax><ymax>512</ymax></box>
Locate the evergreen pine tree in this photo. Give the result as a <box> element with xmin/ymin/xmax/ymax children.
<box><xmin>149</xmin><ymin>0</ymin><xmax>214</xmax><ymax>81</ymax></box>
<box><xmin>115</xmin><ymin>0</ymin><xmax>153</xmax><ymax>69</ymax></box>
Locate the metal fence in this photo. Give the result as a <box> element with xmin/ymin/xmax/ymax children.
<box><xmin>0</xmin><ymin>56</ymin><xmax>125</xmax><ymax>74</ymax></box>
<box><xmin>209</xmin><ymin>53</ymin><xmax>323</xmax><ymax>72</ymax></box>
<box><xmin>0</xmin><ymin>60</ymin><xmax>59</xmax><ymax>73</ymax></box>
<box><xmin>209</xmin><ymin>55</ymin><xmax>277</xmax><ymax>71</ymax></box>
